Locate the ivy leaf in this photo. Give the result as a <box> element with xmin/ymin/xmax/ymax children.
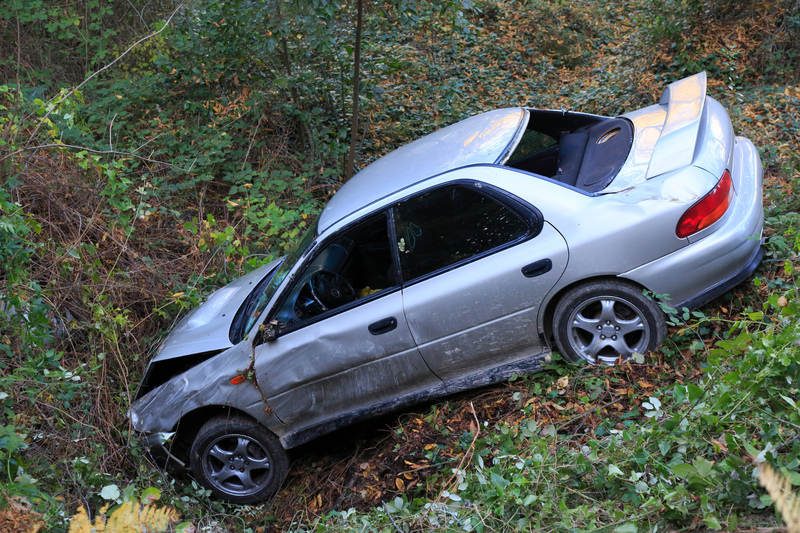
<box><xmin>671</xmin><ymin>463</ymin><xmax>697</xmax><ymax>478</ymax></box>
<box><xmin>692</xmin><ymin>458</ymin><xmax>714</xmax><ymax>478</ymax></box>
<box><xmin>100</xmin><ymin>484</ymin><xmax>121</xmax><ymax>500</ymax></box>
<box><xmin>490</xmin><ymin>472</ymin><xmax>510</xmax><ymax>489</ymax></box>
<box><xmin>175</xmin><ymin>522</ymin><xmax>196</xmax><ymax>533</ymax></box>
<box><xmin>608</xmin><ymin>464</ymin><xmax>624</xmax><ymax>476</ymax></box>
<box><xmin>687</xmin><ymin>383</ymin><xmax>704</xmax><ymax>403</ymax></box>
<box><xmin>703</xmin><ymin>515</ymin><xmax>722</xmax><ymax>530</ymax></box>
<box><xmin>140</xmin><ymin>487</ymin><xmax>162</xmax><ymax>504</ymax></box>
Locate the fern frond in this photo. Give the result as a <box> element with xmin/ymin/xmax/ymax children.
<box><xmin>67</xmin><ymin>501</ymin><xmax>180</xmax><ymax>533</ymax></box>
<box><xmin>66</xmin><ymin>506</ymin><xmax>92</xmax><ymax>533</ymax></box>
<box><xmin>759</xmin><ymin>463</ymin><xmax>800</xmax><ymax>533</ymax></box>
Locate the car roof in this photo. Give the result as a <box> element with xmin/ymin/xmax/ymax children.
<box><xmin>318</xmin><ymin>108</ymin><xmax>528</xmax><ymax>233</ymax></box>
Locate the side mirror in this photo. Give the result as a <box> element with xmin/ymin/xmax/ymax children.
<box><xmin>260</xmin><ymin>322</ymin><xmax>279</xmax><ymax>343</ymax></box>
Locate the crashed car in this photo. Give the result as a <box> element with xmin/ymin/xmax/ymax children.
<box><xmin>130</xmin><ymin>72</ymin><xmax>763</xmax><ymax>503</ymax></box>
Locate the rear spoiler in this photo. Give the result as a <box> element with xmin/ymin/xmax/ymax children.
<box><xmin>645</xmin><ymin>72</ymin><xmax>707</xmax><ymax>179</ymax></box>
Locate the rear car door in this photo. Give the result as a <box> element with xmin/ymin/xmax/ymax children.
<box><xmin>394</xmin><ymin>182</ymin><xmax>568</xmax><ymax>382</ymax></box>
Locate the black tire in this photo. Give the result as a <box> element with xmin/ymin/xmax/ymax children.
<box><xmin>553</xmin><ymin>280</ymin><xmax>666</xmax><ymax>365</ymax></box>
<box><xmin>190</xmin><ymin>415</ymin><xmax>288</xmax><ymax>504</ymax></box>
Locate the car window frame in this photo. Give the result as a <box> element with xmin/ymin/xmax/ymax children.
<box><xmin>258</xmin><ymin>180</ymin><xmax>543</xmax><ymax>341</ymax></box>
<box><xmin>264</xmin><ymin>211</ymin><xmax>402</xmax><ymax>338</ymax></box>
<box><xmin>390</xmin><ymin>180</ymin><xmax>543</xmax><ymax>288</ymax></box>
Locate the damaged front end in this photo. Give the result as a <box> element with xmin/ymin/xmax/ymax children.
<box><xmin>130</xmin><ymin>340</ymin><xmax>286</xmax><ymax>469</ymax></box>
<box><xmin>130</xmin><ymin>259</ymin><xmax>285</xmax><ymax>467</ymax></box>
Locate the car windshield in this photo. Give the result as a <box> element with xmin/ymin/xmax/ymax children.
<box><xmin>240</xmin><ymin>219</ymin><xmax>319</xmax><ymax>336</ymax></box>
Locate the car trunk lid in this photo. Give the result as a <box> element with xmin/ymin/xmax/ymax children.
<box><xmin>605</xmin><ymin>72</ymin><xmax>725</xmax><ymax>193</ymax></box>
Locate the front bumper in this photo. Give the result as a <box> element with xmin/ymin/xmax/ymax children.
<box><xmin>140</xmin><ymin>431</ymin><xmax>187</xmax><ymax>471</ymax></box>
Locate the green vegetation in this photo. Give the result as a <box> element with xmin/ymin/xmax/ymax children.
<box><xmin>1</xmin><ymin>0</ymin><xmax>799</xmax><ymax>531</ymax></box>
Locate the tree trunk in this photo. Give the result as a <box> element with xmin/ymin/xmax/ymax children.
<box><xmin>344</xmin><ymin>0</ymin><xmax>363</xmax><ymax>182</ymax></box>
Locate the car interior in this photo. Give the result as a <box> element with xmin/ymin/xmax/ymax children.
<box><xmin>507</xmin><ymin>110</ymin><xmax>634</xmax><ymax>193</ymax></box>
<box><xmin>276</xmin><ymin>215</ymin><xmax>395</xmax><ymax>327</ymax></box>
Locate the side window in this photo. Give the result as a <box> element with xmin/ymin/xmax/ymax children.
<box><xmin>274</xmin><ymin>214</ymin><xmax>398</xmax><ymax>329</ymax></box>
<box><xmin>393</xmin><ymin>185</ymin><xmax>528</xmax><ymax>282</ymax></box>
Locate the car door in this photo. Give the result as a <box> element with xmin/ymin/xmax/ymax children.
<box><xmin>252</xmin><ymin>213</ymin><xmax>441</xmax><ymax>431</ymax></box>
<box><xmin>394</xmin><ymin>182</ymin><xmax>568</xmax><ymax>383</ymax></box>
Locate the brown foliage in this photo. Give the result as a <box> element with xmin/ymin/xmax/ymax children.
<box><xmin>2</xmin><ymin>137</ymin><xmax>212</xmax><ymax>503</ymax></box>
<box><xmin>0</xmin><ymin>497</ymin><xmax>45</xmax><ymax>533</ymax></box>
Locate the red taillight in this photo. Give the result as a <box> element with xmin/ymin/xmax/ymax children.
<box><xmin>676</xmin><ymin>170</ymin><xmax>733</xmax><ymax>238</ymax></box>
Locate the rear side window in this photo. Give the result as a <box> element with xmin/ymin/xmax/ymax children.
<box><xmin>393</xmin><ymin>185</ymin><xmax>528</xmax><ymax>282</ymax></box>
<box><xmin>506</xmin><ymin>129</ymin><xmax>558</xmax><ymax>165</ymax></box>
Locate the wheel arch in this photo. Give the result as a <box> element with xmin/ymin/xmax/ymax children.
<box><xmin>541</xmin><ymin>275</ymin><xmax>658</xmax><ymax>341</ymax></box>
<box><xmin>169</xmin><ymin>405</ymin><xmax>284</xmax><ymax>464</ymax></box>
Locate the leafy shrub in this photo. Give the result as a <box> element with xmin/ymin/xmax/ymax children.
<box><xmin>0</xmin><ymin>0</ymin><xmax>178</xmax><ymax>88</ymax></box>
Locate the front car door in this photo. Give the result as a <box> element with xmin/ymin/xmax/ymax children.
<box><xmin>253</xmin><ymin>213</ymin><xmax>441</xmax><ymax>440</ymax></box>
<box><xmin>393</xmin><ymin>182</ymin><xmax>568</xmax><ymax>384</ymax></box>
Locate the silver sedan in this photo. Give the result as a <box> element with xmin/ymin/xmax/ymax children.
<box><xmin>129</xmin><ymin>72</ymin><xmax>763</xmax><ymax>503</ymax></box>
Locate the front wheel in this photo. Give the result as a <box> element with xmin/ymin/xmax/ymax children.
<box><xmin>190</xmin><ymin>415</ymin><xmax>288</xmax><ymax>504</ymax></box>
<box><xmin>553</xmin><ymin>280</ymin><xmax>666</xmax><ymax>365</ymax></box>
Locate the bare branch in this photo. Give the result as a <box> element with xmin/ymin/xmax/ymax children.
<box><xmin>21</xmin><ymin>4</ymin><xmax>185</xmax><ymax>149</ymax></box>
<box><xmin>1</xmin><ymin>143</ymin><xmax>182</xmax><ymax>169</ymax></box>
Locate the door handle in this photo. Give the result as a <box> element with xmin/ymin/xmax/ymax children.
<box><xmin>521</xmin><ymin>259</ymin><xmax>552</xmax><ymax>278</ymax></box>
<box><xmin>369</xmin><ymin>317</ymin><xmax>398</xmax><ymax>335</ymax></box>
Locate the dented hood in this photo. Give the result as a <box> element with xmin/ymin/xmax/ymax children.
<box><xmin>152</xmin><ymin>259</ymin><xmax>281</xmax><ymax>362</ymax></box>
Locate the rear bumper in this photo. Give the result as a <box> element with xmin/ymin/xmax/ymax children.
<box><xmin>622</xmin><ymin>136</ymin><xmax>764</xmax><ymax>307</ymax></box>
<box><xmin>675</xmin><ymin>243</ymin><xmax>764</xmax><ymax>310</ymax></box>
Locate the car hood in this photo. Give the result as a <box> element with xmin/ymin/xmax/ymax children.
<box><xmin>151</xmin><ymin>259</ymin><xmax>282</xmax><ymax>362</ymax></box>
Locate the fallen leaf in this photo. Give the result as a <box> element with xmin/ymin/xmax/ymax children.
<box><xmin>710</xmin><ymin>438</ymin><xmax>729</xmax><ymax>453</ymax></box>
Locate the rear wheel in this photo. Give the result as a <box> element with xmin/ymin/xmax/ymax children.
<box><xmin>190</xmin><ymin>415</ymin><xmax>288</xmax><ymax>504</ymax></box>
<box><xmin>553</xmin><ymin>280</ymin><xmax>665</xmax><ymax>364</ymax></box>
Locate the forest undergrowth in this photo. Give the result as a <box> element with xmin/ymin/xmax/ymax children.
<box><xmin>1</xmin><ymin>0</ymin><xmax>799</xmax><ymax>531</ymax></box>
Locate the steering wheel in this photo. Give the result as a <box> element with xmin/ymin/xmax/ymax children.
<box><xmin>309</xmin><ymin>271</ymin><xmax>355</xmax><ymax>312</ymax></box>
